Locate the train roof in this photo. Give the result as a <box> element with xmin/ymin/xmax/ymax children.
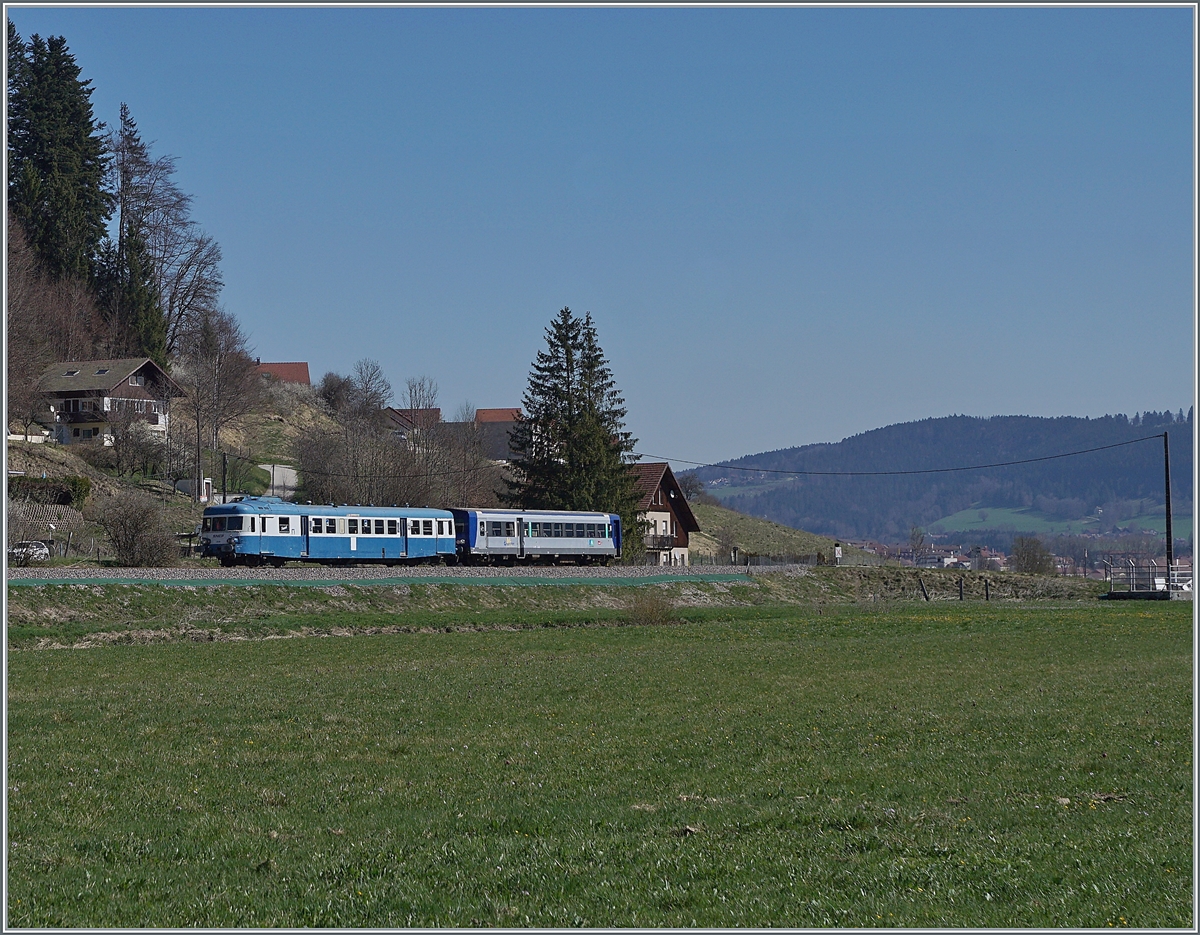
<box><xmin>451</xmin><ymin>507</ymin><xmax>617</xmax><ymax>517</ymax></box>
<box><xmin>203</xmin><ymin>498</ymin><xmax>451</xmax><ymax>517</ymax></box>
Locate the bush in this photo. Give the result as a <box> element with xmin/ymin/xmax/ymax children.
<box><xmin>625</xmin><ymin>588</ymin><xmax>677</xmax><ymax>627</ymax></box>
<box><xmin>98</xmin><ymin>491</ymin><xmax>179</xmax><ymax>567</ymax></box>
<box><xmin>7</xmin><ymin>475</ymin><xmax>91</xmax><ymax>507</ymax></box>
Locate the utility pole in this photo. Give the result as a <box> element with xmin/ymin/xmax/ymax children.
<box><xmin>222</xmin><ymin>451</ymin><xmax>228</xmax><ymax>505</ymax></box>
<box><xmin>1163</xmin><ymin>432</ymin><xmax>1173</xmax><ymax>588</ymax></box>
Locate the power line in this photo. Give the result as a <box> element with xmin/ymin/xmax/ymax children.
<box><xmin>633</xmin><ymin>432</ymin><xmax>1167</xmax><ymax>478</ymax></box>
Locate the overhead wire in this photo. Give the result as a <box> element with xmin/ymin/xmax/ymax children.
<box><xmin>631</xmin><ymin>432</ymin><xmax>1167</xmax><ymax>478</ymax></box>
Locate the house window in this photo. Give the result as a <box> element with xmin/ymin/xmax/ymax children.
<box><xmin>94</xmin><ymin>368</ymin><xmax>109</xmax><ymax>375</ymax></box>
<box><xmin>129</xmin><ymin>374</ymin><xmax>145</xmax><ymax>386</ymax></box>
<box><xmin>63</xmin><ymin>369</ymin><xmax>79</xmax><ymax>376</ymax></box>
<box><xmin>73</xmin><ymin>428</ymin><xmax>80</xmax><ymax>437</ymax></box>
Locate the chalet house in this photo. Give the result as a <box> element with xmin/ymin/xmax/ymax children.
<box><xmin>254</xmin><ymin>360</ymin><xmax>311</xmax><ymax>385</ymax></box>
<box><xmin>35</xmin><ymin>358</ymin><xmax>184</xmax><ymax>445</ymax></box>
<box><xmin>631</xmin><ymin>462</ymin><xmax>700</xmax><ymax>566</ymax></box>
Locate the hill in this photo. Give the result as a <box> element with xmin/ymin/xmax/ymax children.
<box><xmin>689</xmin><ymin>501</ymin><xmax>864</xmax><ymax>560</ymax></box>
<box><xmin>688</xmin><ymin>410</ymin><xmax>1194</xmax><ymax>542</ymax></box>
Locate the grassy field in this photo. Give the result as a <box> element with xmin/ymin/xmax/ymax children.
<box><xmin>930</xmin><ymin>506</ymin><xmax>1192</xmax><ymax>542</ymax></box>
<box><xmin>7</xmin><ymin>595</ymin><xmax>1190</xmax><ymax>928</ymax></box>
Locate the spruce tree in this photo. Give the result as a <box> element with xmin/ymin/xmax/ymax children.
<box><xmin>7</xmin><ymin>27</ymin><xmax>109</xmax><ymax>280</ymax></box>
<box><xmin>504</xmin><ymin>308</ymin><xmax>641</xmax><ymax>541</ymax></box>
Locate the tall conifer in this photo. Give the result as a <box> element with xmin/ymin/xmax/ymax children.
<box><xmin>7</xmin><ymin>27</ymin><xmax>109</xmax><ymax>280</ymax></box>
<box><xmin>504</xmin><ymin>308</ymin><xmax>641</xmax><ymax>542</ymax></box>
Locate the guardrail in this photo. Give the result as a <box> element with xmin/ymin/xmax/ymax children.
<box><xmin>1104</xmin><ymin>559</ymin><xmax>1193</xmax><ymax>593</ymax></box>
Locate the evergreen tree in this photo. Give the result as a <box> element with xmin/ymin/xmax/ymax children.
<box><xmin>504</xmin><ymin>308</ymin><xmax>641</xmax><ymax>538</ymax></box>
<box><xmin>7</xmin><ymin>26</ymin><xmax>109</xmax><ymax>280</ymax></box>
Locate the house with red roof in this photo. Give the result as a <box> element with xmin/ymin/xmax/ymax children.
<box><xmin>630</xmin><ymin>462</ymin><xmax>700</xmax><ymax>566</ymax></box>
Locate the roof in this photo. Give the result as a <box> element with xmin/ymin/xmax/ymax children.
<box><xmin>382</xmin><ymin>407</ymin><xmax>442</xmax><ymax>431</ymax></box>
<box><xmin>36</xmin><ymin>358</ymin><xmax>183</xmax><ymax>396</ymax></box>
<box><xmin>630</xmin><ymin>462</ymin><xmax>700</xmax><ymax>532</ymax></box>
<box><xmin>255</xmin><ymin>361</ymin><xmax>311</xmax><ymax>384</ymax></box>
<box><xmin>475</xmin><ymin>408</ymin><xmax>522</xmax><ymax>423</ymax></box>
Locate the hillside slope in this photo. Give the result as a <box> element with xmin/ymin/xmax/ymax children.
<box><xmin>689</xmin><ymin>501</ymin><xmax>861</xmax><ymax>559</ymax></box>
<box><xmin>690</xmin><ymin>410</ymin><xmax>1193</xmax><ymax>541</ymax></box>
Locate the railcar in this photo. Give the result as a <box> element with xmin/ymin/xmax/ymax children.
<box><xmin>450</xmin><ymin>508</ymin><xmax>621</xmax><ymax>565</ymax></box>
<box><xmin>200</xmin><ymin>497</ymin><xmax>457</xmax><ymax>567</ymax></box>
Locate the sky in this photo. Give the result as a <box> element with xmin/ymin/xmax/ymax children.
<box><xmin>8</xmin><ymin>6</ymin><xmax>1196</xmax><ymax>467</ymax></box>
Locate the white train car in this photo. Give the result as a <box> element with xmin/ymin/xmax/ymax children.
<box><xmin>450</xmin><ymin>508</ymin><xmax>621</xmax><ymax>565</ymax></box>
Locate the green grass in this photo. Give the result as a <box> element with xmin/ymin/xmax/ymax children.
<box><xmin>689</xmin><ymin>501</ymin><xmax>856</xmax><ymax>557</ymax></box>
<box><xmin>7</xmin><ymin>601</ymin><xmax>1190</xmax><ymax>927</ymax></box>
<box><xmin>930</xmin><ymin>506</ymin><xmax>1191</xmax><ymax>541</ymax></box>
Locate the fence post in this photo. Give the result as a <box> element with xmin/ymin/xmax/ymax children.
<box><xmin>918</xmin><ymin>576</ymin><xmax>930</xmax><ymax>601</ymax></box>
<box><xmin>984</xmin><ymin>578</ymin><xmax>990</xmax><ymax>601</ymax></box>
<box><xmin>958</xmin><ymin>577</ymin><xmax>964</xmax><ymax>601</ymax></box>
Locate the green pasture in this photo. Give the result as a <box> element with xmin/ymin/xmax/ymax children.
<box><xmin>7</xmin><ymin>600</ymin><xmax>1191</xmax><ymax>928</ymax></box>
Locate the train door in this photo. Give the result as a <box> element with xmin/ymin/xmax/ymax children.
<box><xmin>518</xmin><ymin>517</ymin><xmax>525</xmax><ymax>559</ymax></box>
<box><xmin>301</xmin><ymin>515</ymin><xmax>309</xmax><ymax>557</ymax></box>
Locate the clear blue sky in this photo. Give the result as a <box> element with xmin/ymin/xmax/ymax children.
<box><xmin>8</xmin><ymin>6</ymin><xmax>1195</xmax><ymax>465</ymax></box>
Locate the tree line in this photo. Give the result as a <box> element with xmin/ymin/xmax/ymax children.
<box><xmin>6</xmin><ymin>24</ymin><xmax>258</xmax><ymax>495</ymax></box>
<box><xmin>689</xmin><ymin>410</ymin><xmax>1194</xmax><ymax>543</ymax></box>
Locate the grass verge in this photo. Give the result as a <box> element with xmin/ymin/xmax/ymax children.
<box><xmin>6</xmin><ymin>602</ymin><xmax>1191</xmax><ymax>927</ymax></box>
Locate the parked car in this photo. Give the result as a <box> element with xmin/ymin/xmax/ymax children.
<box><xmin>8</xmin><ymin>540</ymin><xmax>50</xmax><ymax>565</ymax></box>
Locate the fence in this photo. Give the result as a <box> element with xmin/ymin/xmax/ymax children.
<box><xmin>1104</xmin><ymin>559</ymin><xmax>1193</xmax><ymax>594</ymax></box>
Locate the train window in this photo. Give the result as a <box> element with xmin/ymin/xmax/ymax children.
<box><xmin>250</xmin><ymin>517</ymin><xmax>256</xmax><ymax>532</ymax></box>
<box><xmin>361</xmin><ymin>520</ymin><xmax>371</xmax><ymax>535</ymax></box>
<box><xmin>348</xmin><ymin>519</ymin><xmax>358</xmax><ymax>535</ymax></box>
<box><xmin>202</xmin><ymin>518</ymin><xmax>211</xmax><ymax>532</ymax></box>
<box><xmin>552</xmin><ymin>522</ymin><xmax>562</xmax><ymax>538</ymax></box>
<box><xmin>228</xmin><ymin>516</ymin><xmax>243</xmax><ymax>531</ymax></box>
<box><xmin>388</xmin><ymin>519</ymin><xmax>398</xmax><ymax>535</ymax></box>
<box><xmin>503</xmin><ymin>522</ymin><xmax>513</xmax><ymax>537</ymax></box>
<box><xmin>212</xmin><ymin>517</ymin><xmax>226</xmax><ymax>532</ymax></box>
<box><xmin>374</xmin><ymin>519</ymin><xmax>384</xmax><ymax>535</ymax></box>
<box><xmin>455</xmin><ymin>523</ymin><xmax>465</xmax><ymax>536</ymax></box>
<box><xmin>326</xmin><ymin>518</ymin><xmax>336</xmax><ymax>534</ymax></box>
<box><xmin>586</xmin><ymin>523</ymin><xmax>596</xmax><ymax>538</ymax></box>
<box><xmin>410</xmin><ymin>519</ymin><xmax>420</xmax><ymax>535</ymax></box>
<box><xmin>278</xmin><ymin>517</ymin><xmax>290</xmax><ymax>534</ymax></box>
<box><xmin>423</xmin><ymin>519</ymin><xmax>433</xmax><ymax>536</ymax></box>
<box><xmin>309</xmin><ymin>518</ymin><xmax>319</xmax><ymax>535</ymax></box>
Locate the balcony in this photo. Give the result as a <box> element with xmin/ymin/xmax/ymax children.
<box><xmin>643</xmin><ymin>535</ymin><xmax>676</xmax><ymax>551</ymax></box>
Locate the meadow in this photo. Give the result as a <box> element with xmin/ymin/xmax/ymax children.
<box><xmin>6</xmin><ymin>598</ymin><xmax>1192</xmax><ymax>927</ymax></box>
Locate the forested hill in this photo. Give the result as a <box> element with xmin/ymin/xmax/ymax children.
<box><xmin>688</xmin><ymin>410</ymin><xmax>1194</xmax><ymax>542</ymax></box>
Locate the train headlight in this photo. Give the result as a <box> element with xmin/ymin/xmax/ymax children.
<box><xmin>201</xmin><ymin>537</ymin><xmax>211</xmax><ymax>546</ymax></box>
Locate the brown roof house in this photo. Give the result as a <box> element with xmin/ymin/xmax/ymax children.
<box><xmin>35</xmin><ymin>358</ymin><xmax>184</xmax><ymax>445</ymax></box>
<box><xmin>254</xmin><ymin>360</ymin><xmax>311</xmax><ymax>384</ymax></box>
<box><xmin>631</xmin><ymin>462</ymin><xmax>700</xmax><ymax>566</ymax></box>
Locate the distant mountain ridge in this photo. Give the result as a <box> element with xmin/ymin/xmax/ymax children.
<box><xmin>688</xmin><ymin>410</ymin><xmax>1193</xmax><ymax>542</ymax></box>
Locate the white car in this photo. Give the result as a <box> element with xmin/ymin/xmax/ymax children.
<box><xmin>8</xmin><ymin>540</ymin><xmax>50</xmax><ymax>564</ymax></box>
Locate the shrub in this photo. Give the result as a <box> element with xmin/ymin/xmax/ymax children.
<box><xmin>98</xmin><ymin>491</ymin><xmax>179</xmax><ymax>567</ymax></box>
<box><xmin>7</xmin><ymin>475</ymin><xmax>91</xmax><ymax>507</ymax></box>
<box><xmin>625</xmin><ymin>588</ymin><xmax>677</xmax><ymax>627</ymax></box>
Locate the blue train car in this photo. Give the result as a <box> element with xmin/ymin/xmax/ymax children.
<box><xmin>450</xmin><ymin>508</ymin><xmax>620</xmax><ymax>564</ymax></box>
<box><xmin>200</xmin><ymin>497</ymin><xmax>457</xmax><ymax>567</ymax></box>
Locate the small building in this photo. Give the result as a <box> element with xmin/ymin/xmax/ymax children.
<box><xmin>35</xmin><ymin>358</ymin><xmax>184</xmax><ymax>445</ymax></box>
<box><xmin>254</xmin><ymin>360</ymin><xmax>311</xmax><ymax>385</ymax></box>
<box><xmin>382</xmin><ymin>407</ymin><xmax>442</xmax><ymax>439</ymax></box>
<box><xmin>631</xmin><ymin>462</ymin><xmax>700</xmax><ymax>566</ymax></box>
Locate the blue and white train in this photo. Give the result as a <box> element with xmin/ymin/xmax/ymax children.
<box><xmin>200</xmin><ymin>498</ymin><xmax>457</xmax><ymax>567</ymax></box>
<box><xmin>200</xmin><ymin>498</ymin><xmax>622</xmax><ymax>567</ymax></box>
